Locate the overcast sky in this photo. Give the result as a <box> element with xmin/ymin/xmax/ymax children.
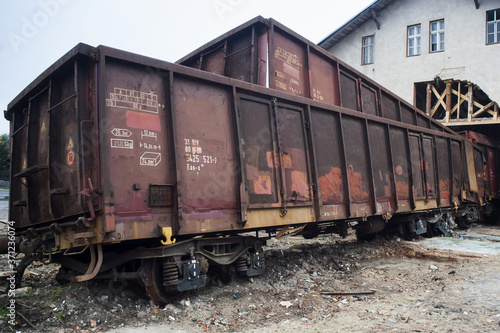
<box><xmin>0</xmin><ymin>0</ymin><xmax>373</xmax><ymax>135</ymax></box>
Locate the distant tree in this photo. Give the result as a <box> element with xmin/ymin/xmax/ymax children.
<box><xmin>0</xmin><ymin>134</ymin><xmax>10</xmax><ymax>173</ymax></box>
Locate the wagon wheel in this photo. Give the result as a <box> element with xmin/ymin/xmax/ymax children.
<box><xmin>398</xmin><ymin>222</ymin><xmax>417</xmax><ymax>241</ymax></box>
<box><xmin>425</xmin><ymin>223</ymin><xmax>440</xmax><ymax>237</ymax></box>
<box><xmin>455</xmin><ymin>216</ymin><xmax>472</xmax><ymax>230</ymax></box>
<box><xmin>143</xmin><ymin>258</ymin><xmax>181</xmax><ymax>305</ymax></box>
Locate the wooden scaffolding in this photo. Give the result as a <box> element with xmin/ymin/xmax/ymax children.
<box><xmin>425</xmin><ymin>79</ymin><xmax>499</xmax><ymax>126</ymax></box>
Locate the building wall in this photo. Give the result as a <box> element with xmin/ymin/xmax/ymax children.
<box><xmin>325</xmin><ymin>0</ymin><xmax>500</xmax><ymax>106</ymax></box>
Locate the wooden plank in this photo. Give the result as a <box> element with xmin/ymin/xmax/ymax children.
<box><xmin>445</xmin><ymin>81</ymin><xmax>452</xmax><ymax>122</ymax></box>
<box><xmin>430</xmin><ymin>85</ymin><xmax>446</xmax><ymax>117</ymax></box>
<box><xmin>440</xmin><ymin>118</ymin><xmax>500</xmax><ymax>126</ymax></box>
<box><xmin>472</xmin><ymin>101</ymin><xmax>495</xmax><ymax>118</ymax></box>
<box><xmin>426</xmin><ymin>83</ymin><xmax>432</xmax><ymax>115</ymax></box>
<box><xmin>468</xmin><ymin>84</ymin><xmax>473</xmax><ymax>122</ymax></box>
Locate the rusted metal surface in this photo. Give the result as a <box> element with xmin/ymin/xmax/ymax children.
<box><xmin>4</xmin><ymin>19</ymin><xmax>493</xmax><ymax>300</ymax></box>
<box><xmin>460</xmin><ymin>131</ymin><xmax>500</xmax><ymax>199</ymax></box>
<box><xmin>5</xmin><ymin>36</ymin><xmax>487</xmax><ymax>255</ymax></box>
<box><xmin>102</xmin><ymin>58</ymin><xmax>175</xmax><ymax>230</ymax></box>
<box><xmin>238</xmin><ymin>95</ymin><xmax>279</xmax><ymax>206</ymax></box>
<box><xmin>309</xmin><ymin>50</ymin><xmax>340</xmax><ymax>106</ymax></box>
<box><xmin>270</xmin><ymin>29</ymin><xmax>307</xmax><ymax>97</ymax></box>
<box><xmin>172</xmin><ymin>76</ymin><xmax>239</xmax><ymax>234</ymax></box>
<box><xmin>8</xmin><ymin>54</ymin><xmax>97</xmax><ymax>229</ymax></box>
<box><xmin>178</xmin><ymin>16</ymin><xmax>453</xmax><ymax>135</ymax></box>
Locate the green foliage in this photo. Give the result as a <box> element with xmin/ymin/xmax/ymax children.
<box><xmin>0</xmin><ymin>306</ymin><xmax>7</xmax><ymax>318</ymax></box>
<box><xmin>0</xmin><ymin>133</ymin><xmax>9</xmax><ymax>173</ymax></box>
<box><xmin>56</xmin><ymin>311</ymin><xmax>66</xmax><ymax>319</ymax></box>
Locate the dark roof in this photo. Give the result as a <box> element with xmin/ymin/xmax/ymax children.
<box><xmin>318</xmin><ymin>0</ymin><xmax>396</xmax><ymax>49</ymax></box>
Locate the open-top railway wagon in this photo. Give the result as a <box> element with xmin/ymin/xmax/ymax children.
<box><xmin>2</xmin><ymin>18</ymin><xmax>489</xmax><ymax>303</ymax></box>
<box><xmin>460</xmin><ymin>130</ymin><xmax>500</xmax><ymax>223</ymax></box>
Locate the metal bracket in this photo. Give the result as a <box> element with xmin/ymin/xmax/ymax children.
<box><xmin>160</xmin><ymin>227</ymin><xmax>176</xmax><ymax>245</ymax></box>
<box><xmin>69</xmin><ymin>243</ymin><xmax>103</xmax><ymax>282</ymax></box>
<box><xmin>79</xmin><ymin>178</ymin><xmax>96</xmax><ymax>226</ymax></box>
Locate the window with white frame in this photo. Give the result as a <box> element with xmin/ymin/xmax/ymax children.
<box><xmin>362</xmin><ymin>35</ymin><xmax>374</xmax><ymax>64</ymax></box>
<box><xmin>430</xmin><ymin>19</ymin><xmax>445</xmax><ymax>52</ymax></box>
<box><xmin>487</xmin><ymin>9</ymin><xmax>500</xmax><ymax>44</ymax></box>
<box><xmin>407</xmin><ymin>24</ymin><xmax>421</xmax><ymax>56</ymax></box>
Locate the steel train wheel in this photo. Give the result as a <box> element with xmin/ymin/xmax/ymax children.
<box><xmin>398</xmin><ymin>222</ymin><xmax>417</xmax><ymax>241</ymax></box>
<box><xmin>144</xmin><ymin>259</ymin><xmax>181</xmax><ymax>304</ymax></box>
<box><xmin>455</xmin><ymin>216</ymin><xmax>473</xmax><ymax>230</ymax></box>
<box><xmin>425</xmin><ymin>223</ymin><xmax>440</xmax><ymax>237</ymax></box>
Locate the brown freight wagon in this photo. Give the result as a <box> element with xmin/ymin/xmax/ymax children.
<box><xmin>178</xmin><ymin>16</ymin><xmax>455</xmax><ymax>134</ymax></box>
<box><xmin>3</xmin><ymin>22</ymin><xmax>486</xmax><ymax>303</ymax></box>
<box><xmin>460</xmin><ymin>130</ymin><xmax>500</xmax><ymax>224</ymax></box>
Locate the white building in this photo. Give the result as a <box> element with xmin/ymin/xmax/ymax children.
<box><xmin>319</xmin><ymin>0</ymin><xmax>500</xmax><ymax>134</ymax></box>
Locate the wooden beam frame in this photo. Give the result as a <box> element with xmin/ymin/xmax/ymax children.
<box><xmin>424</xmin><ymin>79</ymin><xmax>499</xmax><ymax>125</ymax></box>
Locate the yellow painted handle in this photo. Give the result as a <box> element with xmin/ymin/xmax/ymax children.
<box><xmin>161</xmin><ymin>227</ymin><xmax>176</xmax><ymax>245</ymax></box>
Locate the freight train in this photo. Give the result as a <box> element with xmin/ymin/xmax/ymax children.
<box><xmin>2</xmin><ymin>17</ymin><xmax>497</xmax><ymax>304</ymax></box>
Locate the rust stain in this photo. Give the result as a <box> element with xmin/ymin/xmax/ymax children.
<box><xmin>254</xmin><ymin>173</ymin><xmax>272</xmax><ymax>195</ymax></box>
<box><xmin>385</xmin><ymin>174</ymin><xmax>392</xmax><ymax>197</ymax></box>
<box><xmin>348</xmin><ymin>167</ymin><xmax>369</xmax><ymax>202</ymax></box>
<box><xmin>282</xmin><ymin>152</ymin><xmax>292</xmax><ymax>168</ymax></box>
<box><xmin>290</xmin><ymin>170</ymin><xmax>308</xmax><ymax>199</ymax></box>
<box><xmin>384</xmin><ymin>185</ymin><xmax>391</xmax><ymax>198</ymax></box>
<box><xmin>266</xmin><ymin>151</ymin><xmax>278</xmax><ymax>168</ymax></box>
<box><xmin>396</xmin><ymin>181</ymin><xmax>409</xmax><ymax>200</ymax></box>
<box><xmin>318</xmin><ymin>167</ymin><xmax>343</xmax><ymax>204</ymax></box>
<box><xmin>246</xmin><ymin>163</ymin><xmax>259</xmax><ymax>181</ymax></box>
<box><xmin>439</xmin><ymin>179</ymin><xmax>450</xmax><ymax>199</ymax></box>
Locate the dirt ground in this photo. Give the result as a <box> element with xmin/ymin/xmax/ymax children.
<box><xmin>1</xmin><ymin>224</ymin><xmax>500</xmax><ymax>333</ymax></box>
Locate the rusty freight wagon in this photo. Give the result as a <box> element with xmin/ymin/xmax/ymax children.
<box><xmin>3</xmin><ymin>20</ymin><xmax>486</xmax><ymax>303</ymax></box>
<box><xmin>178</xmin><ymin>16</ymin><xmax>456</xmax><ymax>135</ymax></box>
<box><xmin>460</xmin><ymin>130</ymin><xmax>500</xmax><ymax>224</ymax></box>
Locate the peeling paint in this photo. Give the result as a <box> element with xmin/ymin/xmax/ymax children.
<box><xmin>348</xmin><ymin>167</ymin><xmax>369</xmax><ymax>203</ymax></box>
<box><xmin>318</xmin><ymin>167</ymin><xmax>343</xmax><ymax>204</ymax></box>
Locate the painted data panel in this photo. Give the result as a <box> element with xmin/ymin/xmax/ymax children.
<box><xmin>310</xmin><ymin>108</ymin><xmax>345</xmax><ymax>205</ymax></box>
<box><xmin>367</xmin><ymin>122</ymin><xmax>393</xmax><ymax>201</ymax></box>
<box><xmin>238</xmin><ymin>96</ymin><xmax>279</xmax><ymax>205</ymax></box>
<box><xmin>436</xmin><ymin>137</ymin><xmax>451</xmax><ymax>203</ymax></box>
<box><xmin>309</xmin><ymin>51</ymin><xmax>340</xmax><ymax>105</ymax></box>
<box><xmin>173</xmin><ymin>76</ymin><xmax>238</xmax><ymax>223</ymax></box>
<box><xmin>104</xmin><ymin>60</ymin><xmax>173</xmax><ymax>216</ymax></box>
<box><xmin>339</xmin><ymin>72</ymin><xmax>358</xmax><ymax>111</ymax></box>
<box><xmin>277</xmin><ymin>104</ymin><xmax>311</xmax><ymax>202</ymax></box>
<box><xmin>272</xmin><ymin>30</ymin><xmax>307</xmax><ymax>97</ymax></box>
<box><xmin>422</xmin><ymin>137</ymin><xmax>437</xmax><ymax>198</ymax></box>
<box><xmin>409</xmin><ymin>135</ymin><xmax>425</xmax><ymax>199</ymax></box>
<box><xmin>361</xmin><ymin>85</ymin><xmax>378</xmax><ymax>116</ymax></box>
<box><xmin>342</xmin><ymin>116</ymin><xmax>371</xmax><ymax>204</ymax></box>
<box><xmin>390</xmin><ymin>128</ymin><xmax>410</xmax><ymax>201</ymax></box>
<box><xmin>451</xmin><ymin>140</ymin><xmax>463</xmax><ymax>198</ymax></box>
